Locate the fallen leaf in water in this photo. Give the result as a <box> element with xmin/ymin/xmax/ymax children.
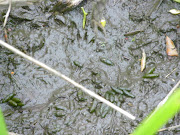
<box><xmin>141</xmin><ymin>49</ymin><xmax>146</xmax><ymax>72</ymax></box>
<box><xmin>169</xmin><ymin>9</ymin><xmax>180</xmax><ymax>15</ymax></box>
<box><xmin>166</xmin><ymin>36</ymin><xmax>178</xmax><ymax>56</ymax></box>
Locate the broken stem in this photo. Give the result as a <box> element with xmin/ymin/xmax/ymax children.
<box><xmin>165</xmin><ymin>68</ymin><xmax>177</xmax><ymax>78</ymax></box>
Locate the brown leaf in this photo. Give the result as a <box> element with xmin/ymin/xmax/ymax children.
<box><xmin>166</xmin><ymin>36</ymin><xmax>178</xmax><ymax>56</ymax></box>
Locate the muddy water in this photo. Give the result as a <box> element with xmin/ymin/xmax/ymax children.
<box><xmin>0</xmin><ymin>0</ymin><xmax>180</xmax><ymax>134</ymax></box>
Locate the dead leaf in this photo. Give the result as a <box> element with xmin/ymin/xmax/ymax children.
<box><xmin>166</xmin><ymin>36</ymin><xmax>178</xmax><ymax>56</ymax></box>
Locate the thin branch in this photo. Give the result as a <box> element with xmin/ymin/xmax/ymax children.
<box><xmin>3</xmin><ymin>0</ymin><xmax>12</xmax><ymax>28</ymax></box>
<box><xmin>165</xmin><ymin>68</ymin><xmax>177</xmax><ymax>78</ymax></box>
<box><xmin>158</xmin><ymin>124</ymin><xmax>180</xmax><ymax>132</ymax></box>
<box><xmin>0</xmin><ymin>40</ymin><xmax>136</xmax><ymax>120</ymax></box>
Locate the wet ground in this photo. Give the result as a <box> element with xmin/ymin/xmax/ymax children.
<box><xmin>0</xmin><ymin>0</ymin><xmax>180</xmax><ymax>134</ymax></box>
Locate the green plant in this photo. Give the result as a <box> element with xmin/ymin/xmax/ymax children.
<box><xmin>174</xmin><ymin>0</ymin><xmax>180</xmax><ymax>3</ymax></box>
<box><xmin>132</xmin><ymin>88</ymin><xmax>180</xmax><ymax>135</ymax></box>
<box><xmin>0</xmin><ymin>108</ymin><xmax>8</xmax><ymax>135</ymax></box>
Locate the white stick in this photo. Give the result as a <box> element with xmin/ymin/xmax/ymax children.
<box><xmin>0</xmin><ymin>40</ymin><xmax>136</xmax><ymax>120</ymax></box>
<box><xmin>3</xmin><ymin>0</ymin><xmax>11</xmax><ymax>28</ymax></box>
<box><xmin>165</xmin><ymin>68</ymin><xmax>177</xmax><ymax>78</ymax></box>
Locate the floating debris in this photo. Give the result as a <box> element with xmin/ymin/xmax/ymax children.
<box><xmin>166</xmin><ymin>36</ymin><xmax>178</xmax><ymax>56</ymax></box>
<box><xmin>169</xmin><ymin>9</ymin><xmax>180</xmax><ymax>15</ymax></box>
<box><xmin>141</xmin><ymin>49</ymin><xmax>146</xmax><ymax>72</ymax></box>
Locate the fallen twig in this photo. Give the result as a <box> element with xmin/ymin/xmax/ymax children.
<box><xmin>3</xmin><ymin>0</ymin><xmax>11</xmax><ymax>28</ymax></box>
<box><xmin>165</xmin><ymin>68</ymin><xmax>177</xmax><ymax>78</ymax></box>
<box><xmin>158</xmin><ymin>124</ymin><xmax>180</xmax><ymax>132</ymax></box>
<box><xmin>0</xmin><ymin>40</ymin><xmax>136</xmax><ymax>120</ymax></box>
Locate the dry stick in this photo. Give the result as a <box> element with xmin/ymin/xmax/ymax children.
<box><xmin>0</xmin><ymin>40</ymin><xmax>136</xmax><ymax>120</ymax></box>
<box><xmin>158</xmin><ymin>124</ymin><xmax>180</xmax><ymax>132</ymax></box>
<box><xmin>3</xmin><ymin>0</ymin><xmax>11</xmax><ymax>28</ymax></box>
<box><xmin>165</xmin><ymin>68</ymin><xmax>177</xmax><ymax>78</ymax></box>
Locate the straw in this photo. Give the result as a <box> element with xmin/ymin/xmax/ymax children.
<box><xmin>3</xmin><ymin>0</ymin><xmax>11</xmax><ymax>28</ymax></box>
<box><xmin>0</xmin><ymin>40</ymin><xmax>136</xmax><ymax>120</ymax></box>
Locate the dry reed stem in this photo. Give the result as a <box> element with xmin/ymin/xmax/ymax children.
<box><xmin>0</xmin><ymin>40</ymin><xmax>136</xmax><ymax>120</ymax></box>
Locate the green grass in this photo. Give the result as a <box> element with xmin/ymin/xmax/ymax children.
<box><xmin>132</xmin><ymin>88</ymin><xmax>180</xmax><ymax>135</ymax></box>
<box><xmin>174</xmin><ymin>0</ymin><xmax>180</xmax><ymax>3</ymax></box>
<box><xmin>0</xmin><ymin>108</ymin><xmax>8</xmax><ymax>135</ymax></box>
